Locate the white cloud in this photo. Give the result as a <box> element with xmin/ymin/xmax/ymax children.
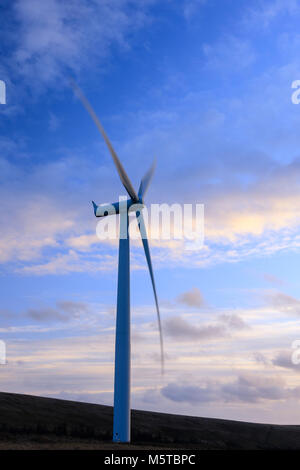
<box><xmin>161</xmin><ymin>374</ymin><xmax>300</xmax><ymax>404</ymax></box>
<box><xmin>12</xmin><ymin>0</ymin><xmax>153</xmax><ymax>87</ymax></box>
<box><xmin>164</xmin><ymin>315</ymin><xmax>226</xmax><ymax>341</ymax></box>
<box><xmin>164</xmin><ymin>313</ymin><xmax>248</xmax><ymax>341</ymax></box>
<box><xmin>48</xmin><ymin>112</ymin><xmax>60</xmax><ymax>131</ymax></box>
<box><xmin>203</xmin><ymin>35</ymin><xmax>256</xmax><ymax>71</ymax></box>
<box><xmin>19</xmin><ymin>250</ymin><xmax>116</xmax><ymax>275</ymax></box>
<box><xmin>177</xmin><ymin>287</ymin><xmax>204</xmax><ymax>307</ymax></box>
<box><xmin>265</xmin><ymin>291</ymin><xmax>300</xmax><ymax>317</ymax></box>
<box><xmin>27</xmin><ymin>300</ymin><xmax>89</xmax><ymax>322</ymax></box>
<box><xmin>244</xmin><ymin>0</ymin><xmax>299</xmax><ymax>29</ymax></box>
<box><xmin>2</xmin><ymin>142</ymin><xmax>300</xmax><ymax>274</ymax></box>
<box><xmin>272</xmin><ymin>350</ymin><xmax>300</xmax><ymax>372</ymax></box>
<box><xmin>183</xmin><ymin>0</ymin><xmax>206</xmax><ymax>20</ymax></box>
<box><xmin>1</xmin><ymin>296</ymin><xmax>300</xmax><ymax>423</ymax></box>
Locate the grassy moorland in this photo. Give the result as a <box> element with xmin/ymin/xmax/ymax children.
<box><xmin>0</xmin><ymin>392</ymin><xmax>299</xmax><ymax>450</ymax></box>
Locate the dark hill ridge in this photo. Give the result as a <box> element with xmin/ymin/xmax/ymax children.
<box><xmin>0</xmin><ymin>391</ymin><xmax>299</xmax><ymax>449</ymax></box>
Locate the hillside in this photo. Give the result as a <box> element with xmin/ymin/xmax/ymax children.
<box><xmin>0</xmin><ymin>391</ymin><xmax>299</xmax><ymax>449</ymax></box>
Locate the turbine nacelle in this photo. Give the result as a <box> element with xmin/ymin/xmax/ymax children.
<box><xmin>92</xmin><ymin>199</ymin><xmax>144</xmax><ymax>217</ymax></box>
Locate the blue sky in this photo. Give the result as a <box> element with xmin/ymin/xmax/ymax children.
<box><xmin>1</xmin><ymin>0</ymin><xmax>300</xmax><ymax>424</ymax></box>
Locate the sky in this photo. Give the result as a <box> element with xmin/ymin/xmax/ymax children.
<box><xmin>1</xmin><ymin>0</ymin><xmax>300</xmax><ymax>425</ymax></box>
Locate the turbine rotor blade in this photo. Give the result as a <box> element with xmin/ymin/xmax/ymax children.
<box><xmin>71</xmin><ymin>81</ymin><xmax>138</xmax><ymax>202</ymax></box>
<box><xmin>138</xmin><ymin>159</ymin><xmax>156</xmax><ymax>200</ymax></box>
<box><xmin>136</xmin><ymin>210</ymin><xmax>164</xmax><ymax>373</ymax></box>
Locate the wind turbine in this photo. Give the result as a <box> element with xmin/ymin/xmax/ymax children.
<box><xmin>72</xmin><ymin>84</ymin><xmax>164</xmax><ymax>443</ymax></box>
